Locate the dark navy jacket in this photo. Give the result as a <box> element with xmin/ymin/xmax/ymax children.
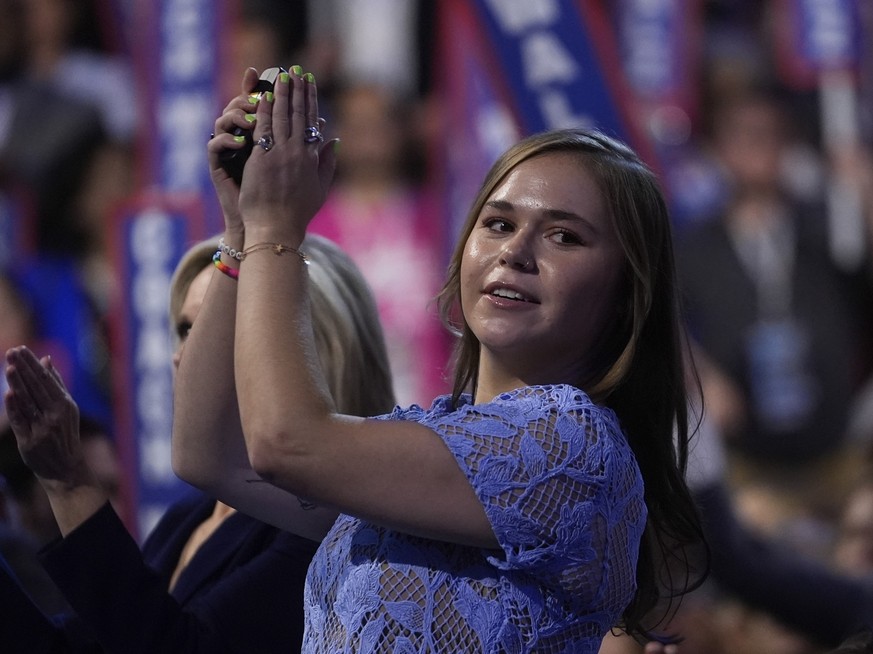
<box><xmin>0</xmin><ymin>491</ymin><xmax>318</xmax><ymax>653</ymax></box>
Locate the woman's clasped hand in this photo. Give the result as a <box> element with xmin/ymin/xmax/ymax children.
<box><xmin>207</xmin><ymin>66</ymin><xmax>338</xmax><ymax>247</ymax></box>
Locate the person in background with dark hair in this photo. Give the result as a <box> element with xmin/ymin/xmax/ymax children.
<box><xmin>174</xmin><ymin>67</ymin><xmax>706</xmax><ymax>652</ymax></box>
<box><xmin>223</xmin><ymin>0</ymin><xmax>310</xmax><ymax>102</ymax></box>
<box><xmin>688</xmin><ymin>412</ymin><xmax>873</xmax><ymax>649</ymax></box>
<box><xmin>677</xmin><ymin>89</ymin><xmax>871</xmax><ymax>531</ymax></box>
<box><xmin>1</xmin><ymin>0</ymin><xmax>144</xmax><ymax>435</ymax></box>
<box><xmin>602</xmin><ymin>406</ymin><xmax>873</xmax><ymax>654</ymax></box>
<box><xmin>21</xmin><ymin>0</ymin><xmax>137</xmax><ymax>143</ymax></box>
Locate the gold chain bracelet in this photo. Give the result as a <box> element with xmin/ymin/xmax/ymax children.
<box><xmin>239</xmin><ymin>242</ymin><xmax>309</xmax><ymax>265</ymax></box>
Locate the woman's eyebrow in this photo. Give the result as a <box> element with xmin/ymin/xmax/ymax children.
<box><xmin>484</xmin><ymin>199</ymin><xmax>514</xmax><ymax>212</ymax></box>
<box><xmin>484</xmin><ymin>200</ymin><xmax>598</xmax><ymax>233</ymax></box>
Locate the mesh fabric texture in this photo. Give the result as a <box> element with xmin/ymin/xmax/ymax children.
<box><xmin>302</xmin><ymin>384</ymin><xmax>646</xmax><ymax>653</ymax></box>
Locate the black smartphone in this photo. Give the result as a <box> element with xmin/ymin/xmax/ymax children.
<box><xmin>218</xmin><ymin>66</ymin><xmax>287</xmax><ymax>184</ymax></box>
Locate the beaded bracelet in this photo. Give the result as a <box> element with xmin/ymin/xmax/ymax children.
<box><xmin>239</xmin><ymin>242</ymin><xmax>309</xmax><ymax>265</ymax></box>
<box><xmin>218</xmin><ymin>237</ymin><xmax>243</xmax><ymax>261</ymax></box>
<box><xmin>213</xmin><ymin>250</ymin><xmax>240</xmax><ymax>280</ymax></box>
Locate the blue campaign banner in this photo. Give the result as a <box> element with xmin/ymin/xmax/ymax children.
<box><xmin>611</xmin><ymin>0</ymin><xmax>714</xmax><ymax>226</ymax></box>
<box><xmin>111</xmin><ymin>194</ymin><xmax>207</xmax><ymax>540</ymax></box>
<box><xmin>776</xmin><ymin>0</ymin><xmax>862</xmax><ymax>88</ymax></box>
<box><xmin>437</xmin><ymin>0</ymin><xmax>523</xmax><ymax>239</ymax></box>
<box><xmin>114</xmin><ymin>0</ymin><xmax>230</xmax><ymax>538</ymax></box>
<box><xmin>438</xmin><ymin>0</ymin><xmax>651</xmax><ymax>237</ymax></box>
<box><xmin>469</xmin><ymin>0</ymin><xmax>638</xmax><ymax>138</ymax></box>
<box><xmin>614</xmin><ymin>0</ymin><xmax>702</xmax><ymax>117</ymax></box>
<box><xmin>795</xmin><ymin>0</ymin><xmax>861</xmax><ymax>69</ymax></box>
<box><xmin>136</xmin><ymin>0</ymin><xmax>229</xmax><ymax>232</ymax></box>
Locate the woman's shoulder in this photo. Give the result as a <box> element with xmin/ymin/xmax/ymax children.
<box><xmin>488</xmin><ymin>384</ymin><xmax>597</xmax><ymax>409</ymax></box>
<box><xmin>386</xmin><ymin>384</ymin><xmax>625</xmax><ymax>441</ymax></box>
<box><xmin>480</xmin><ymin>384</ymin><xmax>620</xmax><ymax>425</ymax></box>
<box><xmin>377</xmin><ymin>394</ymin><xmax>458</xmax><ymax>422</ymax></box>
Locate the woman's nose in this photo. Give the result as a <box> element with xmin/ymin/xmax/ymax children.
<box><xmin>499</xmin><ymin>234</ymin><xmax>535</xmax><ymax>271</ymax></box>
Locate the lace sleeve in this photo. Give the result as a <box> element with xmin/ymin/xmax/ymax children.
<box><xmin>421</xmin><ymin>385</ymin><xmax>646</xmax><ymax>601</ymax></box>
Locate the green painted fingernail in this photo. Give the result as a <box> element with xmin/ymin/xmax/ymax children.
<box><xmin>233</xmin><ymin>135</ymin><xmax>246</xmax><ymax>143</ymax></box>
<box><xmin>279</xmin><ymin>72</ymin><xmax>290</xmax><ymax>84</ymax></box>
<box><xmin>291</xmin><ymin>65</ymin><xmax>303</xmax><ymax>76</ymax></box>
<box><xmin>264</xmin><ymin>91</ymin><xmax>274</xmax><ymax>103</ymax></box>
<box><xmin>245</xmin><ymin>114</ymin><xmax>256</xmax><ymax>123</ymax></box>
<box><xmin>304</xmin><ymin>72</ymin><xmax>315</xmax><ymax>84</ymax></box>
<box><xmin>247</xmin><ymin>95</ymin><xmax>259</xmax><ymax>105</ymax></box>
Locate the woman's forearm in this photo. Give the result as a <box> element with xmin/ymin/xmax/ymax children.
<box><xmin>42</xmin><ymin>477</ymin><xmax>108</xmax><ymax>537</ymax></box>
<box><xmin>233</xmin><ymin>229</ymin><xmax>335</xmax><ymax>483</ymax></box>
<box><xmin>172</xmin><ymin>233</ymin><xmax>249</xmax><ymax>491</ymax></box>
<box><xmin>169</xmin><ymin>232</ymin><xmax>339</xmax><ymax>539</ymax></box>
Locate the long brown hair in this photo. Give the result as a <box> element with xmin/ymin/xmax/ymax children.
<box><xmin>436</xmin><ymin>128</ymin><xmax>706</xmax><ymax>637</ymax></box>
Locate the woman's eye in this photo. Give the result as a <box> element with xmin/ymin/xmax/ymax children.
<box><xmin>176</xmin><ymin>321</ymin><xmax>192</xmax><ymax>342</ymax></box>
<box><xmin>549</xmin><ymin>229</ymin><xmax>582</xmax><ymax>245</ymax></box>
<box><xmin>484</xmin><ymin>218</ymin><xmax>512</xmax><ymax>232</ymax></box>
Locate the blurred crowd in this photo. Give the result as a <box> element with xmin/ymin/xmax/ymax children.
<box><xmin>1</xmin><ymin>0</ymin><xmax>873</xmax><ymax>652</ymax></box>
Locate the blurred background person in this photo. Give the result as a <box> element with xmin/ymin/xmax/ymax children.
<box><xmin>309</xmin><ymin>82</ymin><xmax>451</xmax><ymax>405</ymax></box>
<box><xmin>220</xmin><ymin>0</ymin><xmax>310</xmax><ymax>103</ymax></box>
<box><xmin>305</xmin><ymin>0</ymin><xmax>434</xmax><ymax>101</ymax></box>
<box><xmin>21</xmin><ymin>0</ymin><xmax>137</xmax><ymax>144</ymax></box>
<box><xmin>834</xmin><ymin>470</ymin><xmax>873</xmax><ymax>576</ymax></box>
<box><xmin>677</xmin><ymin>87</ymin><xmax>873</xmax><ymax>541</ymax></box>
<box><xmin>0</xmin><ymin>0</ymin><xmax>123</xmax><ymax>431</ymax></box>
<box><xmin>0</xmin><ymin>233</ymin><xmax>395</xmax><ymax>653</ymax></box>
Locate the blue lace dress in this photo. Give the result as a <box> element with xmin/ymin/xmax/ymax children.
<box><xmin>302</xmin><ymin>384</ymin><xmax>646</xmax><ymax>653</ymax></box>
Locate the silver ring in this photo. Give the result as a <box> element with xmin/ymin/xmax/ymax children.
<box><xmin>257</xmin><ymin>135</ymin><xmax>274</xmax><ymax>152</ymax></box>
<box><xmin>304</xmin><ymin>126</ymin><xmax>324</xmax><ymax>144</ymax></box>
